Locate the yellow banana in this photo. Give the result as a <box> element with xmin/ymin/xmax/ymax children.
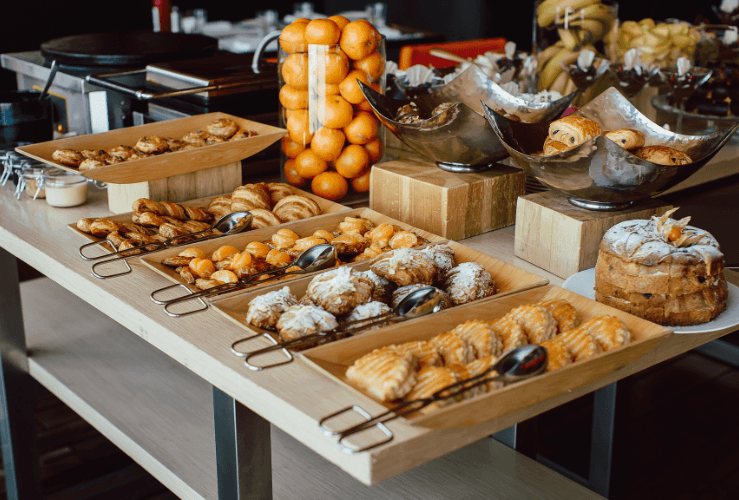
<box><xmin>558</xmin><ymin>28</ymin><xmax>581</xmax><ymax>49</ymax></box>
<box><xmin>550</xmin><ymin>71</ymin><xmax>570</xmax><ymax>95</ymax></box>
<box><xmin>570</xmin><ymin>19</ymin><xmax>605</xmax><ymax>43</ymax></box>
<box><xmin>538</xmin><ymin>48</ymin><xmax>578</xmax><ymax>91</ymax></box>
<box><xmin>536</xmin><ymin>0</ymin><xmax>600</xmax><ymax>28</ymax></box>
<box><xmin>537</xmin><ymin>42</ymin><xmax>566</xmax><ymax>70</ymax></box>
<box><xmin>563</xmin><ymin>74</ymin><xmax>578</xmax><ymax>95</ymax></box>
<box><xmin>576</xmin><ymin>2</ymin><xmax>617</xmax><ymax>26</ymax></box>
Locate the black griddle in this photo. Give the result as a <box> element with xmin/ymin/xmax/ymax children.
<box><xmin>41</xmin><ymin>31</ymin><xmax>218</xmax><ymax>67</ymax></box>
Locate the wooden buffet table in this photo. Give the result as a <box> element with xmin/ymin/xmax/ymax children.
<box><xmin>1</xmin><ymin>181</ymin><xmax>737</xmax><ymax>499</ymax></box>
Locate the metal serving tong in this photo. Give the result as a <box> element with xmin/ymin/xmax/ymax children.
<box><xmin>78</xmin><ymin>211</ymin><xmax>253</xmax><ymax>279</ymax></box>
<box><xmin>318</xmin><ymin>344</ymin><xmax>548</xmax><ymax>453</ymax></box>
<box><xmin>153</xmin><ymin>243</ymin><xmax>338</xmax><ymax>318</ymax></box>
<box><xmin>231</xmin><ymin>286</ymin><xmax>448</xmax><ymax>371</ymax></box>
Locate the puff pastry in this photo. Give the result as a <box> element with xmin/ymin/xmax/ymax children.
<box><xmin>206</xmin><ymin>118</ymin><xmax>239</xmax><ymax>139</ymax></box>
<box><xmin>305</xmin><ymin>266</ymin><xmax>374</xmax><ymax>315</ymax></box>
<box><xmin>346</xmin><ymin>349</ymin><xmax>417</xmax><ymax>402</ymax></box>
<box><xmin>248</xmin><ymin>208</ymin><xmax>283</xmax><ymax>229</ymax></box>
<box><xmin>246</xmin><ymin>286</ymin><xmax>299</xmax><ymax>330</ymax></box>
<box><xmin>542</xmin><ymin>137</ymin><xmax>572</xmax><ymax>156</ymax></box>
<box><xmin>52</xmin><ymin>149</ymin><xmax>83</xmax><ymax>167</ymax></box>
<box><xmin>135</xmin><ymin>136</ymin><xmax>169</xmax><ymax>154</ymax></box>
<box><xmin>634</xmin><ymin>145</ymin><xmax>692</xmax><ymax>165</ymax></box>
<box><xmin>488</xmin><ymin>316</ymin><xmax>529</xmax><ymax>354</ymax></box>
<box><xmin>548</xmin><ymin>115</ymin><xmax>603</xmax><ymax>147</ymax></box>
<box><xmin>537</xmin><ymin>298</ymin><xmax>580</xmax><ymax>333</ymax></box>
<box><xmin>538</xmin><ymin>337</ymin><xmax>571</xmax><ymax>372</ymax></box>
<box><xmin>449</xmin><ymin>320</ymin><xmax>503</xmax><ymax>358</ymax></box>
<box><xmin>266</xmin><ymin>183</ymin><xmax>295</xmax><ymax>205</ymax></box>
<box><xmin>276</xmin><ymin>304</ymin><xmax>338</xmax><ymax>341</ymax></box>
<box><xmin>430</xmin><ymin>332</ymin><xmax>475</xmax><ymax>365</ymax></box>
<box><xmin>442</xmin><ymin>262</ymin><xmax>495</xmax><ymax>305</ymax></box>
<box><xmin>405</xmin><ymin>366</ymin><xmax>459</xmax><ymax>413</ymax></box>
<box><xmin>504</xmin><ymin>304</ymin><xmax>557</xmax><ymax>344</ymax></box>
<box><xmin>605</xmin><ymin>129</ymin><xmax>645</xmax><ymax>150</ymax></box>
<box><xmin>231</xmin><ymin>184</ymin><xmax>272</xmax><ymax>212</ymax></box>
<box><xmin>370</xmin><ymin>248</ymin><xmax>437</xmax><ymax>287</ymax></box>
<box><xmin>359</xmin><ymin>270</ymin><xmax>396</xmax><ymax>304</ymax></box>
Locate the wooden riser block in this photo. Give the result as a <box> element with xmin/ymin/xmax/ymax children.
<box><xmin>370</xmin><ymin>158</ymin><xmax>526</xmax><ymax>240</ymax></box>
<box><xmin>106</xmin><ymin>161</ymin><xmax>242</xmax><ymax>214</ymax></box>
<box><xmin>514</xmin><ymin>191</ymin><xmax>673</xmax><ymax>279</ymax></box>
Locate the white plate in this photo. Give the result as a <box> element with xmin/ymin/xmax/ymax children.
<box><xmin>562</xmin><ymin>268</ymin><xmax>739</xmax><ymax>334</ymax></box>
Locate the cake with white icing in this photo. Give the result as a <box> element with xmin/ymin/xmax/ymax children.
<box><xmin>594</xmin><ymin>208</ymin><xmax>728</xmax><ymax>326</ymax></box>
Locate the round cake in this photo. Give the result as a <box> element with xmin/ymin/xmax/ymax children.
<box><xmin>594</xmin><ymin>208</ymin><xmax>728</xmax><ymax>326</ymax></box>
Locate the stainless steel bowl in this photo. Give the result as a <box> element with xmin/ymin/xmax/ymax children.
<box><xmin>359</xmin><ymin>65</ymin><xmax>577</xmax><ymax>173</ymax></box>
<box><xmin>483</xmin><ymin>87</ymin><xmax>739</xmax><ymax>210</ymax></box>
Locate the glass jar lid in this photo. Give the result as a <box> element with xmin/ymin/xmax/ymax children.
<box><xmin>43</xmin><ymin>168</ymin><xmax>87</xmax><ymax>187</ymax></box>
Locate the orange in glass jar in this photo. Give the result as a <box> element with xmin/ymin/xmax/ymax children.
<box><xmin>305</xmin><ymin>19</ymin><xmax>341</xmax><ymax>45</ymax></box>
<box><xmin>279</xmin><ymin>22</ymin><xmax>308</xmax><ymax>54</ymax></box>
<box><xmin>294</xmin><ymin>148</ymin><xmax>329</xmax><ymax>179</ymax></box>
<box><xmin>281</xmin><ymin>136</ymin><xmax>306</xmax><ymax>158</ymax></box>
<box><xmin>286</xmin><ymin>109</ymin><xmax>313</xmax><ymax>145</ymax></box>
<box><xmin>328</xmin><ymin>15</ymin><xmax>351</xmax><ymax>32</ymax></box>
<box><xmin>283</xmin><ymin>159</ymin><xmax>308</xmax><ymax>188</ymax></box>
<box><xmin>344</xmin><ymin>111</ymin><xmax>379</xmax><ymax>145</ymax></box>
<box><xmin>353</xmin><ymin>50</ymin><xmax>385</xmax><ymax>82</ymax></box>
<box><xmin>340</xmin><ymin>20</ymin><xmax>380</xmax><ymax>60</ymax></box>
<box><xmin>335</xmin><ymin>144</ymin><xmax>370</xmax><ymax>178</ymax></box>
<box><xmin>350</xmin><ymin>167</ymin><xmax>372</xmax><ymax>193</ymax></box>
<box><xmin>315</xmin><ymin>95</ymin><xmax>354</xmax><ymax>129</ymax></box>
<box><xmin>311</xmin><ymin>171</ymin><xmax>349</xmax><ymax>200</ymax></box>
<box><xmin>363</xmin><ymin>136</ymin><xmax>384</xmax><ymax>163</ymax></box>
<box><xmin>323</xmin><ymin>49</ymin><xmax>351</xmax><ymax>85</ymax></box>
<box><xmin>281</xmin><ymin>53</ymin><xmax>309</xmax><ymax>89</ymax></box>
<box><xmin>339</xmin><ymin>69</ymin><xmax>371</xmax><ymax>104</ymax></box>
<box><xmin>311</xmin><ymin>127</ymin><xmax>346</xmax><ymax>161</ymax></box>
<box><xmin>279</xmin><ymin>85</ymin><xmax>309</xmax><ymax>110</ymax></box>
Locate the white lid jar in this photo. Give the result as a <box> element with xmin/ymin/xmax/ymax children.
<box><xmin>43</xmin><ymin>169</ymin><xmax>88</xmax><ymax>208</ymax></box>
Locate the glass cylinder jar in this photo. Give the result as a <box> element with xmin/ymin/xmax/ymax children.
<box><xmin>19</xmin><ymin>164</ymin><xmax>50</xmax><ymax>199</ymax></box>
<box><xmin>43</xmin><ymin>169</ymin><xmax>88</xmax><ymax>207</ymax></box>
<box><xmin>278</xmin><ymin>20</ymin><xmax>386</xmax><ymax>202</ymax></box>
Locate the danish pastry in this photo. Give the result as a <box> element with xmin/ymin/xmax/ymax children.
<box><xmin>389</xmin><ymin>231</ymin><xmax>422</xmax><ymax>249</ymax></box>
<box><xmin>449</xmin><ymin>320</ymin><xmax>503</xmax><ymax>358</ymax></box>
<box><xmin>537</xmin><ymin>299</ymin><xmax>580</xmax><ymax>333</ymax></box>
<box><xmin>286</xmin><ymin>236</ymin><xmax>328</xmax><ymax>257</ymax></box>
<box><xmin>370</xmin><ymin>248</ymin><xmax>437</xmax><ymax>287</ymax></box>
<box><xmin>246</xmin><ymin>286</ymin><xmax>299</xmax><ymax>330</ymax></box>
<box><xmin>275</xmin><ymin>304</ymin><xmax>338</xmax><ymax>341</ymax></box>
<box><xmin>272</xmin><ymin>195</ymin><xmax>322</xmax><ymax>222</ymax></box>
<box><xmin>538</xmin><ymin>337</ymin><xmax>571</xmax><ymax>372</ymax></box>
<box><xmin>605</xmin><ymin>129</ymin><xmax>645</xmax><ymax>150</ymax></box>
<box><xmin>430</xmin><ymin>332</ymin><xmax>474</xmax><ymax>365</ymax></box>
<box><xmin>206</xmin><ymin>118</ymin><xmax>239</xmax><ymax>139</ymax></box>
<box><xmin>442</xmin><ymin>262</ymin><xmax>495</xmax><ymax>305</ymax></box>
<box><xmin>52</xmin><ymin>149</ymin><xmax>83</xmax><ymax>167</ymax></box>
<box><xmin>366</xmin><ymin>223</ymin><xmax>394</xmax><ymax>247</ymax></box>
<box><xmin>405</xmin><ymin>366</ymin><xmax>459</xmax><ymax>413</ymax></box>
<box><xmin>358</xmin><ymin>270</ymin><xmax>396</xmax><ymax>303</ymax></box>
<box><xmin>346</xmin><ymin>349</ymin><xmax>417</xmax><ymax>402</ymax></box>
<box><xmin>135</xmin><ymin>136</ymin><xmax>169</xmax><ymax>154</ymax></box>
<box><xmin>558</xmin><ymin>325</ymin><xmax>602</xmax><ymax>362</ymax></box>
<box><xmin>548</xmin><ymin>115</ymin><xmax>603</xmax><ymax>148</ymax></box>
<box><xmin>305</xmin><ymin>266</ymin><xmax>374</xmax><ymax>315</ymax></box>
<box><xmin>634</xmin><ymin>145</ymin><xmax>692</xmax><ymax>165</ymax></box>
<box><xmin>489</xmin><ymin>316</ymin><xmax>529</xmax><ymax>354</ymax></box>
<box><xmin>504</xmin><ymin>304</ymin><xmax>557</xmax><ymax>344</ymax></box>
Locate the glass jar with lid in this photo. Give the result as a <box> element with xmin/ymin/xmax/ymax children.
<box><xmin>19</xmin><ymin>164</ymin><xmax>50</xmax><ymax>200</ymax></box>
<box><xmin>43</xmin><ymin>169</ymin><xmax>88</xmax><ymax>207</ymax></box>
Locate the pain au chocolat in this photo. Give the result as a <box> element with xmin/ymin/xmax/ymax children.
<box><xmin>594</xmin><ymin>208</ymin><xmax>728</xmax><ymax>326</ymax></box>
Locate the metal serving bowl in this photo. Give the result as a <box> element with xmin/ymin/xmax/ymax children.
<box><xmin>483</xmin><ymin>87</ymin><xmax>739</xmax><ymax>210</ymax></box>
<box><xmin>359</xmin><ymin>65</ymin><xmax>577</xmax><ymax>173</ymax></box>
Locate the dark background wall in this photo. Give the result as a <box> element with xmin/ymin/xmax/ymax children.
<box><xmin>0</xmin><ymin>0</ymin><xmax>719</xmax><ymax>91</ymax></box>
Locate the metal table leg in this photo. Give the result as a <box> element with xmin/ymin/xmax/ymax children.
<box><xmin>0</xmin><ymin>248</ymin><xmax>43</xmax><ymax>500</ymax></box>
<box><xmin>491</xmin><ymin>417</ymin><xmax>539</xmax><ymax>459</ymax></box>
<box><xmin>213</xmin><ymin>386</ymin><xmax>272</xmax><ymax>500</ymax></box>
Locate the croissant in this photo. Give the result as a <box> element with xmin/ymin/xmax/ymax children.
<box><xmin>132</xmin><ymin>199</ymin><xmax>212</xmax><ymax>222</ymax></box>
<box><xmin>542</xmin><ymin>137</ymin><xmax>572</xmax><ymax>156</ymax></box>
<box><xmin>230</xmin><ymin>184</ymin><xmax>271</xmax><ymax>212</ymax></box>
<box><xmin>89</xmin><ymin>219</ymin><xmax>128</xmax><ymax>238</ymax></box>
<box><xmin>266</xmin><ymin>183</ymin><xmax>295</xmax><ymax>205</ymax></box>
<box><xmin>248</xmin><ymin>208</ymin><xmax>283</xmax><ymax>229</ymax></box>
<box><xmin>272</xmin><ymin>195</ymin><xmax>321</xmax><ymax>222</ymax></box>
<box><xmin>548</xmin><ymin>115</ymin><xmax>603</xmax><ymax>147</ymax></box>
<box><xmin>208</xmin><ymin>195</ymin><xmax>232</xmax><ymax>220</ymax></box>
<box><xmin>604</xmin><ymin>129</ymin><xmax>645</xmax><ymax>150</ymax></box>
<box><xmin>634</xmin><ymin>146</ymin><xmax>692</xmax><ymax>165</ymax></box>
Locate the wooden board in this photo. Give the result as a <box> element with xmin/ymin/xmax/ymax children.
<box><xmin>514</xmin><ymin>191</ymin><xmax>673</xmax><ymax>279</ymax></box>
<box><xmin>15</xmin><ymin>112</ymin><xmax>286</xmax><ymax>184</ymax></box>
<box><xmin>302</xmin><ymin>285</ymin><xmax>672</xmax><ymax>430</ymax></box>
<box><xmin>370</xmin><ymin>157</ymin><xmax>526</xmax><ymax>240</ymax></box>
<box><xmin>210</xmin><ymin>234</ymin><xmax>550</xmax><ymax>339</ymax></box>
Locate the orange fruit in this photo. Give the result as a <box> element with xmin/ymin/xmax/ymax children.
<box><xmin>281</xmin><ymin>53</ymin><xmax>309</xmax><ymax>89</ymax></box>
<box><xmin>334</xmin><ymin>144</ymin><xmax>370</xmax><ymax>178</ymax></box>
<box><xmin>323</xmin><ymin>48</ymin><xmax>350</xmax><ymax>84</ymax></box>
<box><xmin>315</xmin><ymin>95</ymin><xmax>354</xmax><ymax>129</ymax></box>
<box><xmin>350</xmin><ymin>166</ymin><xmax>372</xmax><ymax>192</ymax></box>
<box><xmin>363</xmin><ymin>136</ymin><xmax>383</xmax><ymax>163</ymax></box>
<box><xmin>343</xmin><ymin>111</ymin><xmax>379</xmax><ymax>145</ymax></box>
<box><xmin>305</xmin><ymin>19</ymin><xmax>341</xmax><ymax>45</ymax></box>
<box><xmin>312</xmin><ymin>171</ymin><xmax>349</xmax><ymax>200</ymax></box>
<box><xmin>284</xmin><ymin>158</ymin><xmax>308</xmax><ymax>188</ymax></box>
<box><xmin>328</xmin><ymin>15</ymin><xmax>351</xmax><ymax>32</ymax></box>
<box><xmin>311</xmin><ymin>127</ymin><xmax>346</xmax><ymax>161</ymax></box>
<box><xmin>279</xmin><ymin>84</ymin><xmax>309</xmax><ymax>110</ymax></box>
<box><xmin>340</xmin><ymin>20</ymin><xmax>380</xmax><ymax>60</ymax></box>
<box><xmin>286</xmin><ymin>109</ymin><xmax>313</xmax><ymax>145</ymax></box>
<box><xmin>353</xmin><ymin>50</ymin><xmax>385</xmax><ymax>82</ymax></box>
<box><xmin>279</xmin><ymin>22</ymin><xmax>308</xmax><ymax>53</ymax></box>
<box><xmin>354</xmin><ymin>100</ymin><xmax>373</xmax><ymax>112</ymax></box>
<box><xmin>294</xmin><ymin>148</ymin><xmax>329</xmax><ymax>179</ymax></box>
<box><xmin>324</xmin><ymin>83</ymin><xmax>341</xmax><ymax>95</ymax></box>
<box><xmin>292</xmin><ymin>18</ymin><xmax>310</xmax><ymax>24</ymax></box>
<box><xmin>281</xmin><ymin>136</ymin><xmax>306</xmax><ymax>158</ymax></box>
<box><xmin>339</xmin><ymin>69</ymin><xmax>371</xmax><ymax>104</ymax></box>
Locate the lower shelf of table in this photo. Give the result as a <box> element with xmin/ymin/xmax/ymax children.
<box><xmin>20</xmin><ymin>277</ymin><xmax>603</xmax><ymax>499</ymax></box>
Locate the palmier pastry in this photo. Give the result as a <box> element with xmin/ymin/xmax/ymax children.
<box><xmin>266</xmin><ymin>183</ymin><xmax>295</xmax><ymax>204</ymax></box>
<box><xmin>548</xmin><ymin>115</ymin><xmax>603</xmax><ymax>148</ymax></box>
<box><xmin>248</xmin><ymin>208</ymin><xmax>283</xmax><ymax>229</ymax></box>
<box><xmin>343</xmin><ymin>301</ymin><xmax>392</xmax><ymax>328</ymax></box>
<box><xmin>206</xmin><ymin>118</ymin><xmax>239</xmax><ymax>139</ymax></box>
<box><xmin>430</xmin><ymin>332</ymin><xmax>474</xmax><ymax>365</ymax></box>
<box><xmin>504</xmin><ymin>304</ymin><xmax>557</xmax><ymax>344</ymax></box>
<box><xmin>276</xmin><ymin>304</ymin><xmax>338</xmax><ymax>341</ymax></box>
<box><xmin>537</xmin><ymin>299</ymin><xmax>580</xmax><ymax>333</ymax></box>
<box><xmin>538</xmin><ymin>337</ymin><xmax>571</xmax><ymax>372</ymax></box>
<box><xmin>442</xmin><ymin>262</ymin><xmax>495</xmax><ymax>305</ymax></box>
<box><xmin>272</xmin><ymin>195</ymin><xmax>321</xmax><ymax>222</ymax></box>
<box><xmin>370</xmin><ymin>248</ymin><xmax>437</xmax><ymax>287</ymax></box>
<box><xmin>107</xmin><ymin>145</ymin><xmax>135</xmax><ymax>160</ymax></box>
<box><xmin>331</xmin><ymin>232</ymin><xmax>370</xmax><ymax>256</ymax></box>
<box><xmin>52</xmin><ymin>149</ymin><xmax>83</xmax><ymax>167</ymax></box>
<box><xmin>246</xmin><ymin>286</ymin><xmax>299</xmax><ymax>330</ymax></box>
<box><xmin>346</xmin><ymin>349</ymin><xmax>417</xmax><ymax>402</ymax></box>
<box><xmin>604</xmin><ymin>129</ymin><xmax>645</xmax><ymax>150</ymax></box>
<box><xmin>135</xmin><ymin>136</ymin><xmax>169</xmax><ymax>154</ymax></box>
<box><xmin>542</xmin><ymin>137</ymin><xmax>572</xmax><ymax>156</ymax></box>
<box><xmin>405</xmin><ymin>366</ymin><xmax>459</xmax><ymax>413</ymax></box>
<box><xmin>391</xmin><ymin>284</ymin><xmax>453</xmax><ymax>310</ymax></box>
<box><xmin>449</xmin><ymin>320</ymin><xmax>503</xmax><ymax>358</ymax></box>
<box><xmin>634</xmin><ymin>145</ymin><xmax>692</xmax><ymax>165</ymax></box>
<box><xmin>231</xmin><ymin>184</ymin><xmax>271</xmax><ymax>212</ymax></box>
<box><xmin>208</xmin><ymin>195</ymin><xmax>232</xmax><ymax>220</ymax></box>
<box><xmin>359</xmin><ymin>270</ymin><xmax>396</xmax><ymax>303</ymax></box>
<box><xmin>304</xmin><ymin>266</ymin><xmax>374</xmax><ymax>316</ymax></box>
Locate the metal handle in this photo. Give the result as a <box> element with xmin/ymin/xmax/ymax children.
<box><xmin>252</xmin><ymin>30</ymin><xmax>281</xmax><ymax>74</ymax></box>
<box><xmin>79</xmin><ymin>238</ymin><xmax>163</xmax><ymax>261</ymax></box>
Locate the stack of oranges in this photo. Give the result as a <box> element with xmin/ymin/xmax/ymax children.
<box><xmin>278</xmin><ymin>16</ymin><xmax>385</xmax><ymax>201</ymax></box>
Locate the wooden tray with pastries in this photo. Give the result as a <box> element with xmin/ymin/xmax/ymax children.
<box><xmin>209</xmin><ymin>227</ymin><xmax>549</xmax><ymax>340</ymax></box>
<box><xmin>301</xmin><ymin>285</ymin><xmax>672</xmax><ymax>431</ymax></box>
<box><xmin>69</xmin><ymin>183</ymin><xmax>350</xmax><ymax>254</ymax></box>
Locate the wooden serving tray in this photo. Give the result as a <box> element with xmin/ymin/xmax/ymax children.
<box><xmin>301</xmin><ymin>285</ymin><xmax>672</xmax><ymax>429</ymax></box>
<box><xmin>16</xmin><ymin>112</ymin><xmax>286</xmax><ymax>184</ymax></box>
<box><xmin>139</xmin><ymin>208</ymin><xmax>453</xmax><ymax>296</ymax></box>
<box><xmin>67</xmin><ymin>187</ymin><xmax>350</xmax><ymax>245</ymax></box>
<box><xmin>210</xmin><ymin>229</ymin><xmax>549</xmax><ymax>337</ymax></box>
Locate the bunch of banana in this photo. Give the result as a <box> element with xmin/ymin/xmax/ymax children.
<box><xmin>616</xmin><ymin>19</ymin><xmax>700</xmax><ymax>67</ymax></box>
<box><xmin>535</xmin><ymin>0</ymin><xmax>618</xmax><ymax>92</ymax></box>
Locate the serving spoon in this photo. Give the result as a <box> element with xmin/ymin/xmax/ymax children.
<box><xmin>83</xmin><ymin>211</ymin><xmax>254</xmax><ymax>279</ymax></box>
<box><xmin>318</xmin><ymin>344</ymin><xmax>548</xmax><ymax>453</ymax></box>
<box><xmin>233</xmin><ymin>286</ymin><xmax>448</xmax><ymax>371</ymax></box>
<box><xmin>157</xmin><ymin>243</ymin><xmax>338</xmax><ymax>318</ymax></box>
